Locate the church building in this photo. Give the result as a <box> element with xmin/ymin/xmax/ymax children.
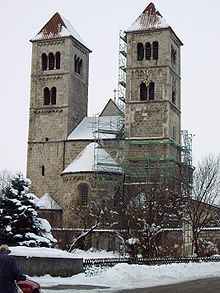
<box><xmin>27</xmin><ymin>3</ymin><xmax>192</xmax><ymax>228</ymax></box>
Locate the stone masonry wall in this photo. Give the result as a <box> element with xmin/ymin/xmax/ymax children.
<box><xmin>27</xmin><ymin>141</ymin><xmax>64</xmax><ymax>201</ymax></box>
<box><xmin>125</xmin><ymin>28</ymin><xmax>181</xmax><ymax>140</ymax></box>
<box><xmin>125</xmin><ymin>101</ymin><xmax>169</xmax><ymax>138</ymax></box>
<box><xmin>27</xmin><ymin>35</ymin><xmax>90</xmax><ymax>219</ymax></box>
<box><xmin>60</xmin><ymin>172</ymin><xmax>122</xmax><ymax>227</ymax></box>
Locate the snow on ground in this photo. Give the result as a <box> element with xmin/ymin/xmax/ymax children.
<box><xmin>10</xmin><ymin>246</ymin><xmax>220</xmax><ymax>290</ymax></box>
<box><xmin>33</xmin><ymin>262</ymin><xmax>220</xmax><ymax>290</ymax></box>
<box><xmin>11</xmin><ymin>246</ymin><xmax>79</xmax><ymax>258</ymax></box>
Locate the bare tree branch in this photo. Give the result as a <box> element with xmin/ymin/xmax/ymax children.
<box><xmin>186</xmin><ymin>154</ymin><xmax>220</xmax><ymax>255</ymax></box>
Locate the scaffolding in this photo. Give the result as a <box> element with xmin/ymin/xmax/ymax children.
<box><xmin>92</xmin><ymin>115</ymin><xmax>124</xmax><ymax>201</ymax></box>
<box><xmin>92</xmin><ymin>27</ymin><xmax>193</xmax><ymax>199</ymax></box>
<box><xmin>124</xmin><ymin>132</ymin><xmax>193</xmax><ymax>183</ymax></box>
<box><xmin>92</xmin><ymin>30</ymin><xmax>127</xmax><ymax>201</ymax></box>
<box><xmin>123</xmin><ymin>137</ymin><xmax>183</xmax><ymax>184</ymax></box>
<box><xmin>117</xmin><ymin>30</ymin><xmax>127</xmax><ymax>112</ymax></box>
<box><xmin>181</xmin><ymin>130</ymin><xmax>193</xmax><ymax>166</ymax></box>
<box><xmin>92</xmin><ymin>127</ymin><xmax>193</xmax><ymax>198</ymax></box>
<box><xmin>180</xmin><ymin>130</ymin><xmax>194</xmax><ymax>189</ymax></box>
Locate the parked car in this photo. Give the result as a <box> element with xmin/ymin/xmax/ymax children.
<box><xmin>17</xmin><ymin>279</ymin><xmax>41</xmax><ymax>293</ymax></box>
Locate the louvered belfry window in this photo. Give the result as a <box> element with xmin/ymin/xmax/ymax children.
<box><xmin>41</xmin><ymin>52</ymin><xmax>61</xmax><ymax>70</ymax></box>
<box><xmin>49</xmin><ymin>52</ymin><xmax>55</xmax><ymax>70</ymax></box>
<box><xmin>42</xmin><ymin>53</ymin><xmax>47</xmax><ymax>70</ymax></box>
<box><xmin>137</xmin><ymin>43</ymin><xmax>144</xmax><ymax>61</ymax></box>
<box><xmin>74</xmin><ymin>55</ymin><xmax>83</xmax><ymax>75</ymax></box>
<box><xmin>146</xmin><ymin>42</ymin><xmax>151</xmax><ymax>60</ymax></box>
<box><xmin>149</xmin><ymin>82</ymin><xmax>155</xmax><ymax>100</ymax></box>
<box><xmin>43</xmin><ymin>87</ymin><xmax>57</xmax><ymax>105</ymax></box>
<box><xmin>44</xmin><ymin>87</ymin><xmax>50</xmax><ymax>105</ymax></box>
<box><xmin>140</xmin><ymin>82</ymin><xmax>155</xmax><ymax>101</ymax></box>
<box><xmin>51</xmin><ymin>87</ymin><xmax>57</xmax><ymax>105</ymax></box>
<box><xmin>55</xmin><ymin>52</ymin><xmax>61</xmax><ymax>69</ymax></box>
<box><xmin>153</xmin><ymin>41</ymin><xmax>159</xmax><ymax>60</ymax></box>
<box><xmin>140</xmin><ymin>82</ymin><xmax>147</xmax><ymax>100</ymax></box>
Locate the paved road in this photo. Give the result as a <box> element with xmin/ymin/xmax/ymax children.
<box><xmin>42</xmin><ymin>285</ymin><xmax>115</xmax><ymax>292</ymax></box>
<box><xmin>43</xmin><ymin>286</ymin><xmax>116</xmax><ymax>293</ymax></box>
<box><xmin>116</xmin><ymin>277</ymin><xmax>220</xmax><ymax>293</ymax></box>
<box><xmin>42</xmin><ymin>278</ymin><xmax>220</xmax><ymax>292</ymax></box>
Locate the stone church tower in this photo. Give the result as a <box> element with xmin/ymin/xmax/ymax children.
<box><xmin>27</xmin><ymin>13</ymin><xmax>91</xmax><ymax>198</ymax></box>
<box><xmin>124</xmin><ymin>3</ymin><xmax>183</xmax><ymax>181</ymax></box>
<box><xmin>26</xmin><ymin>3</ymin><xmax>190</xmax><ymax>228</ymax></box>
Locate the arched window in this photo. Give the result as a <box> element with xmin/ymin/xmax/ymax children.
<box><xmin>74</xmin><ymin>55</ymin><xmax>81</xmax><ymax>73</ymax></box>
<box><xmin>43</xmin><ymin>87</ymin><xmax>50</xmax><ymax>105</ymax></box>
<box><xmin>76</xmin><ymin>57</ymin><xmax>80</xmax><ymax>73</ymax></box>
<box><xmin>149</xmin><ymin>82</ymin><xmax>155</xmax><ymax>100</ymax></box>
<box><xmin>172</xmin><ymin>126</ymin><xmax>176</xmax><ymax>140</ymax></box>
<box><xmin>137</xmin><ymin>43</ymin><xmax>144</xmax><ymax>61</ymax></box>
<box><xmin>153</xmin><ymin>41</ymin><xmax>159</xmax><ymax>60</ymax></box>
<box><xmin>41</xmin><ymin>165</ymin><xmax>45</xmax><ymax>176</ymax></box>
<box><xmin>78</xmin><ymin>59</ymin><xmax>82</xmax><ymax>75</ymax></box>
<box><xmin>55</xmin><ymin>52</ymin><xmax>61</xmax><ymax>69</ymax></box>
<box><xmin>42</xmin><ymin>53</ymin><xmax>47</xmax><ymax>70</ymax></box>
<box><xmin>172</xmin><ymin>89</ymin><xmax>176</xmax><ymax>104</ymax></box>
<box><xmin>74</xmin><ymin>55</ymin><xmax>77</xmax><ymax>72</ymax></box>
<box><xmin>140</xmin><ymin>82</ymin><xmax>147</xmax><ymax>101</ymax></box>
<box><xmin>146</xmin><ymin>42</ymin><xmax>151</xmax><ymax>60</ymax></box>
<box><xmin>51</xmin><ymin>87</ymin><xmax>56</xmax><ymax>105</ymax></box>
<box><xmin>48</xmin><ymin>52</ymin><xmax>55</xmax><ymax>70</ymax></box>
<box><xmin>171</xmin><ymin>46</ymin><xmax>177</xmax><ymax>64</ymax></box>
<box><xmin>81</xmin><ymin>184</ymin><xmax>89</xmax><ymax>205</ymax></box>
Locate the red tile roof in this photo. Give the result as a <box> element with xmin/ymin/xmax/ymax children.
<box><xmin>127</xmin><ymin>2</ymin><xmax>169</xmax><ymax>32</ymax></box>
<box><xmin>31</xmin><ymin>12</ymin><xmax>90</xmax><ymax>50</ymax></box>
<box><xmin>39</xmin><ymin>12</ymin><xmax>65</xmax><ymax>38</ymax></box>
<box><xmin>143</xmin><ymin>2</ymin><xmax>162</xmax><ymax>17</ymax></box>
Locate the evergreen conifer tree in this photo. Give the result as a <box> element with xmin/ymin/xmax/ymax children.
<box><xmin>0</xmin><ymin>174</ymin><xmax>56</xmax><ymax>247</ymax></box>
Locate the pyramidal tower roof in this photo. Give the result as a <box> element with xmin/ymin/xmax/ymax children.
<box><xmin>127</xmin><ymin>2</ymin><xmax>169</xmax><ymax>32</ymax></box>
<box><xmin>31</xmin><ymin>12</ymin><xmax>89</xmax><ymax>50</ymax></box>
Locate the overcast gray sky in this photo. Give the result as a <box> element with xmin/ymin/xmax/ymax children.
<box><xmin>1</xmin><ymin>0</ymin><xmax>220</xmax><ymax>174</ymax></box>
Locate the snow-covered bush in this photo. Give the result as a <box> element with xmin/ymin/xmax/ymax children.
<box><xmin>125</xmin><ymin>237</ymin><xmax>140</xmax><ymax>258</ymax></box>
<box><xmin>197</xmin><ymin>238</ymin><xmax>218</xmax><ymax>257</ymax></box>
<box><xmin>140</xmin><ymin>222</ymin><xmax>161</xmax><ymax>258</ymax></box>
<box><xmin>0</xmin><ymin>174</ymin><xmax>56</xmax><ymax>247</ymax></box>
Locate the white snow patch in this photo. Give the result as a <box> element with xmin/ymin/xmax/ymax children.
<box><xmin>38</xmin><ymin>218</ymin><xmax>52</xmax><ymax>233</ymax></box>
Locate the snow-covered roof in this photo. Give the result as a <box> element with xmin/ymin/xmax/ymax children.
<box><xmin>127</xmin><ymin>2</ymin><xmax>169</xmax><ymax>32</ymax></box>
<box><xmin>38</xmin><ymin>193</ymin><xmax>62</xmax><ymax>210</ymax></box>
<box><xmin>31</xmin><ymin>12</ymin><xmax>90</xmax><ymax>50</ymax></box>
<box><xmin>62</xmin><ymin>142</ymin><xmax>123</xmax><ymax>175</ymax></box>
<box><xmin>68</xmin><ymin>115</ymin><xmax>123</xmax><ymax>140</ymax></box>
